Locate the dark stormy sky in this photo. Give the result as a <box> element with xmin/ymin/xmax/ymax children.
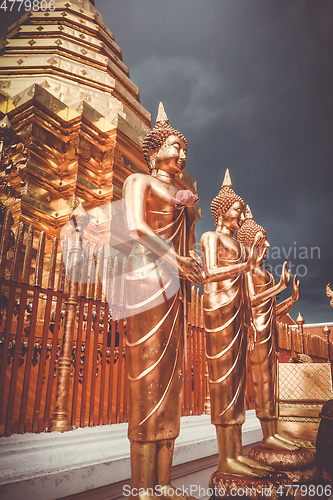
<box><xmin>1</xmin><ymin>1</ymin><xmax>333</xmax><ymax>323</ymax></box>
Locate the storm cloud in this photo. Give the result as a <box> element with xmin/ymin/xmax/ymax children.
<box><xmin>1</xmin><ymin>0</ymin><xmax>332</xmax><ymax>322</ymax></box>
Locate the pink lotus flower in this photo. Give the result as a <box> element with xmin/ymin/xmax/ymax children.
<box><xmin>171</xmin><ymin>190</ymin><xmax>199</xmax><ymax>208</ymax></box>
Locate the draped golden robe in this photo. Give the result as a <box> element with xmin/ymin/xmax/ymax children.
<box><xmin>249</xmin><ymin>270</ymin><xmax>278</xmax><ymax>420</ymax></box>
<box><xmin>203</xmin><ymin>240</ymin><xmax>249</xmax><ymax>426</ymax></box>
<box><xmin>125</xmin><ymin>207</ymin><xmax>186</xmax><ymax>442</ymax></box>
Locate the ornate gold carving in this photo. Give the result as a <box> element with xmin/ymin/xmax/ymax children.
<box><xmin>78</xmin><ymin>137</ymin><xmax>91</xmax><ymax>160</ymax></box>
<box><xmin>209</xmin><ymin>470</ymin><xmax>291</xmax><ymax>500</ymax></box>
<box><xmin>20</xmin><ymin>123</ymin><xmax>33</xmax><ymax>140</ymax></box>
<box><xmin>79</xmin><ymin>91</ymin><xmax>91</xmax><ymax>102</ymax></box>
<box><xmin>40</xmin><ymin>80</ymin><xmax>51</xmax><ymax>89</ymax></box>
<box><xmin>46</xmin><ymin>57</ymin><xmax>59</xmax><ymax>65</ymax></box>
<box><xmin>283</xmin><ymin>465</ymin><xmax>320</xmax><ymax>484</ymax></box>
<box><xmin>279</xmin><ymin>417</ymin><xmax>320</xmax><ymax>423</ymax></box>
<box><xmin>0</xmin><ymin>82</ymin><xmax>10</xmax><ymax>89</ymax></box>
<box><xmin>16</xmin><ymin>59</ymin><xmax>24</xmax><ymax>66</ymax></box>
<box><xmin>28</xmin><ymin>40</ymin><xmax>36</xmax><ymax>46</ymax></box>
<box><xmin>249</xmin><ymin>446</ymin><xmax>315</xmax><ymax>471</ymax></box>
<box><xmin>22</xmin><ymin>182</ymin><xmax>37</xmax><ymax>197</ymax></box>
<box><xmin>33</xmin><ymin>125</ymin><xmax>46</xmax><ymax>147</ymax></box>
<box><xmin>66</xmin><ymin>195</ymin><xmax>80</xmax><ymax>209</ymax></box>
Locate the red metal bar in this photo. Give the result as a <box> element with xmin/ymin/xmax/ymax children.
<box><xmin>183</xmin><ymin>324</ymin><xmax>191</xmax><ymax>416</ymax></box>
<box><xmin>0</xmin><ymin>281</ymin><xmax>17</xmax><ymax>420</ymax></box>
<box><xmin>18</xmin><ymin>288</ymin><xmax>40</xmax><ymax>433</ymax></box>
<box><xmin>99</xmin><ymin>304</ymin><xmax>109</xmax><ymax>425</ymax></box>
<box><xmin>43</xmin><ymin>294</ymin><xmax>63</xmax><ymax>428</ymax></box>
<box><xmin>108</xmin><ymin>315</ymin><xmax>117</xmax><ymax>424</ymax></box>
<box><xmin>80</xmin><ymin>299</ymin><xmax>93</xmax><ymax>428</ymax></box>
<box><xmin>193</xmin><ymin>326</ymin><xmax>198</xmax><ymax>413</ymax></box>
<box><xmin>201</xmin><ymin>328</ymin><xmax>206</xmax><ymax>413</ymax></box>
<box><xmin>116</xmin><ymin>317</ymin><xmax>124</xmax><ymax>423</ymax></box>
<box><xmin>188</xmin><ymin>325</ymin><xmax>194</xmax><ymax>415</ymax></box>
<box><xmin>89</xmin><ymin>302</ymin><xmax>101</xmax><ymax>426</ymax></box>
<box><xmin>4</xmin><ymin>283</ymin><xmax>28</xmax><ymax>435</ymax></box>
<box><xmin>197</xmin><ymin>327</ymin><xmax>203</xmax><ymax>413</ymax></box>
<box><xmin>32</xmin><ymin>290</ymin><xmax>54</xmax><ymax>432</ymax></box>
<box><xmin>123</xmin><ymin>338</ymin><xmax>129</xmax><ymax>423</ymax></box>
<box><xmin>71</xmin><ymin>296</ymin><xmax>85</xmax><ymax>427</ymax></box>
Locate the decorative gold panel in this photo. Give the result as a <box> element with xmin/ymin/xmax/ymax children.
<box><xmin>279</xmin><ymin>363</ymin><xmax>333</xmax><ymax>402</ymax></box>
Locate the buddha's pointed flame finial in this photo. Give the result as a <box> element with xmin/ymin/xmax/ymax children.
<box><xmin>245</xmin><ymin>205</ymin><xmax>253</xmax><ymax>220</ymax></box>
<box><xmin>222</xmin><ymin>168</ymin><xmax>232</xmax><ymax>188</ymax></box>
<box><xmin>156</xmin><ymin>102</ymin><xmax>169</xmax><ymax>125</ymax></box>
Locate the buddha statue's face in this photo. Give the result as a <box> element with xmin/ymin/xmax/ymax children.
<box><xmin>219</xmin><ymin>201</ymin><xmax>245</xmax><ymax>232</ymax></box>
<box><xmin>153</xmin><ymin>134</ymin><xmax>187</xmax><ymax>175</ymax></box>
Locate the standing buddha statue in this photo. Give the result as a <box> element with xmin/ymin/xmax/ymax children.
<box><xmin>200</xmin><ymin>170</ymin><xmax>272</xmax><ymax>477</ymax></box>
<box><xmin>123</xmin><ymin>103</ymin><xmax>203</xmax><ymax>500</ymax></box>
<box><xmin>236</xmin><ymin>206</ymin><xmax>300</xmax><ymax>451</ymax></box>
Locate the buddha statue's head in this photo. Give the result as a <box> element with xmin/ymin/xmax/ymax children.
<box><xmin>143</xmin><ymin>103</ymin><xmax>188</xmax><ymax>175</ymax></box>
<box><xmin>237</xmin><ymin>205</ymin><xmax>270</xmax><ymax>261</ymax></box>
<box><xmin>211</xmin><ymin>169</ymin><xmax>245</xmax><ymax>232</ymax></box>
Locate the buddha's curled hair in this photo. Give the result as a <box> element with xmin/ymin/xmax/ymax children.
<box><xmin>237</xmin><ymin>218</ymin><xmax>266</xmax><ymax>248</ymax></box>
<box><xmin>142</xmin><ymin>121</ymin><xmax>187</xmax><ymax>171</ymax></box>
<box><xmin>211</xmin><ymin>186</ymin><xmax>244</xmax><ymax>227</ymax></box>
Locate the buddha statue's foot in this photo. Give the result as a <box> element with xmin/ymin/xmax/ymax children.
<box><xmin>157</xmin><ymin>484</ymin><xmax>197</xmax><ymax>500</ymax></box>
<box><xmin>273</xmin><ymin>433</ymin><xmax>301</xmax><ymax>449</ymax></box>
<box><xmin>130</xmin><ymin>490</ymin><xmax>160</xmax><ymax>500</ymax></box>
<box><xmin>218</xmin><ymin>458</ymin><xmax>269</xmax><ymax>477</ymax></box>
<box><xmin>262</xmin><ymin>435</ymin><xmax>299</xmax><ymax>451</ymax></box>
<box><xmin>237</xmin><ymin>455</ymin><xmax>275</xmax><ymax>473</ymax></box>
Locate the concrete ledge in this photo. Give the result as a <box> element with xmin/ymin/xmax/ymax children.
<box><xmin>0</xmin><ymin>410</ymin><xmax>262</xmax><ymax>500</ymax></box>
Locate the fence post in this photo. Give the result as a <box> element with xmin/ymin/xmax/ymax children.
<box><xmin>323</xmin><ymin>325</ymin><xmax>331</xmax><ymax>361</ymax></box>
<box><xmin>51</xmin><ymin>204</ymin><xmax>89</xmax><ymax>432</ymax></box>
<box><xmin>295</xmin><ymin>312</ymin><xmax>305</xmax><ymax>354</ymax></box>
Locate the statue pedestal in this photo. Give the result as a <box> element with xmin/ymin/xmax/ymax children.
<box><xmin>247</xmin><ymin>446</ymin><xmax>323</xmax><ymax>500</ymax></box>
<box><xmin>209</xmin><ymin>470</ymin><xmax>291</xmax><ymax>499</ymax></box>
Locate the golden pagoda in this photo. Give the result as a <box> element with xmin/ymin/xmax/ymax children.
<box><xmin>0</xmin><ymin>0</ymin><xmax>198</xmax><ymax>249</ymax></box>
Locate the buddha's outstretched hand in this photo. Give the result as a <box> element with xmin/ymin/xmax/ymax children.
<box><xmin>292</xmin><ymin>274</ymin><xmax>300</xmax><ymax>302</ymax></box>
<box><xmin>247</xmin><ymin>321</ymin><xmax>257</xmax><ymax>354</ymax></box>
<box><xmin>279</xmin><ymin>261</ymin><xmax>291</xmax><ymax>288</ymax></box>
<box><xmin>248</xmin><ymin>231</ymin><xmax>266</xmax><ymax>268</ymax></box>
<box><xmin>177</xmin><ymin>255</ymin><xmax>203</xmax><ymax>284</ymax></box>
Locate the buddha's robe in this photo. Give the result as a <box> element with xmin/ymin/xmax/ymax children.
<box><xmin>249</xmin><ymin>269</ymin><xmax>278</xmax><ymax>420</ymax></box>
<box><xmin>125</xmin><ymin>205</ymin><xmax>187</xmax><ymax>442</ymax></box>
<box><xmin>203</xmin><ymin>238</ymin><xmax>250</xmax><ymax>426</ymax></box>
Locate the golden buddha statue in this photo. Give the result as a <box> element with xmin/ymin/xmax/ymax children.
<box><xmin>200</xmin><ymin>170</ymin><xmax>273</xmax><ymax>477</ymax></box>
<box><xmin>123</xmin><ymin>103</ymin><xmax>203</xmax><ymax>500</ymax></box>
<box><xmin>237</xmin><ymin>206</ymin><xmax>300</xmax><ymax>451</ymax></box>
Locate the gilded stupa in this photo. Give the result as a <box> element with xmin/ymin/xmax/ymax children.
<box><xmin>0</xmin><ymin>0</ymin><xmax>198</xmax><ymax>250</ymax></box>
